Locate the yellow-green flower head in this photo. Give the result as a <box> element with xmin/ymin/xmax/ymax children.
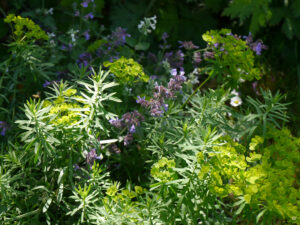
<box><xmin>103</xmin><ymin>56</ymin><xmax>149</xmax><ymax>84</ymax></box>
<box><xmin>4</xmin><ymin>14</ymin><xmax>48</xmax><ymax>41</ymax></box>
<box><xmin>63</xmin><ymin>88</ymin><xmax>77</xmax><ymax>97</ymax></box>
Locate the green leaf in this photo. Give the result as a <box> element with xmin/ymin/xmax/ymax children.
<box><xmin>42</xmin><ymin>198</ymin><xmax>52</xmax><ymax>213</ymax></box>
<box><xmin>282</xmin><ymin>18</ymin><xmax>294</xmax><ymax>39</ymax></box>
<box><xmin>135</xmin><ymin>41</ymin><xmax>150</xmax><ymax>51</ymax></box>
<box><xmin>256</xmin><ymin>208</ymin><xmax>267</xmax><ymax>223</ymax></box>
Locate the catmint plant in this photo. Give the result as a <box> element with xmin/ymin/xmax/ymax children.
<box><xmin>137</xmin><ymin>15</ymin><xmax>157</xmax><ymax>36</ymax></box>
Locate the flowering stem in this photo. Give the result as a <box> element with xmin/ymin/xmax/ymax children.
<box><xmin>181</xmin><ymin>70</ymin><xmax>214</xmax><ymax>109</ymax></box>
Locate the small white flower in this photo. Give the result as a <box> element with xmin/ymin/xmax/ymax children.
<box><xmin>68</xmin><ymin>29</ymin><xmax>79</xmax><ymax>43</ymax></box>
<box><xmin>47</xmin><ymin>32</ymin><xmax>55</xmax><ymax>38</ymax></box>
<box><xmin>231</xmin><ymin>89</ymin><xmax>239</xmax><ymax>96</ymax></box>
<box><xmin>239</xmin><ymin>78</ymin><xmax>245</xmax><ymax>83</ymax></box>
<box><xmin>137</xmin><ymin>21</ymin><xmax>144</xmax><ymax>30</ymax></box>
<box><xmin>47</xmin><ymin>8</ymin><xmax>54</xmax><ymax>15</ymax></box>
<box><xmin>71</xmin><ymin>33</ymin><xmax>76</xmax><ymax>42</ymax></box>
<box><xmin>230</xmin><ymin>96</ymin><xmax>242</xmax><ymax>107</ymax></box>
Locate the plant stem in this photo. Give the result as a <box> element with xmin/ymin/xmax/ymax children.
<box><xmin>181</xmin><ymin>70</ymin><xmax>214</xmax><ymax>109</ymax></box>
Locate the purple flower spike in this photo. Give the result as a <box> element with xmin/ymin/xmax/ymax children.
<box><xmin>193</xmin><ymin>51</ymin><xmax>202</xmax><ymax>65</ymax></box>
<box><xmin>178</xmin><ymin>41</ymin><xmax>199</xmax><ymax>50</ymax></box>
<box><xmin>111</xmin><ymin>27</ymin><xmax>130</xmax><ymax>46</ymax></box>
<box><xmin>203</xmin><ymin>51</ymin><xmax>214</xmax><ymax>59</ymax></box>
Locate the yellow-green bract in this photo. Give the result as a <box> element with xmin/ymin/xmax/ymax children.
<box><xmin>104</xmin><ymin>56</ymin><xmax>149</xmax><ymax>85</ymax></box>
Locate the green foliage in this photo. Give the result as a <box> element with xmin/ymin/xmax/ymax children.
<box><xmin>104</xmin><ymin>57</ymin><xmax>149</xmax><ymax>85</ymax></box>
<box><xmin>0</xmin><ymin>0</ymin><xmax>298</xmax><ymax>222</ymax></box>
<box><xmin>245</xmin><ymin>89</ymin><xmax>290</xmax><ymax>138</ymax></box>
<box><xmin>202</xmin><ymin>29</ymin><xmax>262</xmax><ymax>84</ymax></box>
<box><xmin>197</xmin><ymin>128</ymin><xmax>300</xmax><ymax>223</ymax></box>
<box><xmin>223</xmin><ymin>0</ymin><xmax>272</xmax><ymax>35</ymax></box>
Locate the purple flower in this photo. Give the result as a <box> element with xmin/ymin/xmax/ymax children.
<box><xmin>178</xmin><ymin>41</ymin><xmax>199</xmax><ymax>50</ymax></box>
<box><xmin>214</xmin><ymin>43</ymin><xmax>219</xmax><ymax>48</ymax></box>
<box><xmin>61</xmin><ymin>44</ymin><xmax>73</xmax><ymax>51</ymax></box>
<box><xmin>129</xmin><ymin>124</ymin><xmax>136</xmax><ymax>133</ymax></box>
<box><xmin>43</xmin><ymin>80</ymin><xmax>52</xmax><ymax>88</ymax></box>
<box><xmin>109</xmin><ymin>118</ymin><xmax>124</xmax><ymax>129</ymax></box>
<box><xmin>203</xmin><ymin>51</ymin><xmax>214</xmax><ymax>59</ymax></box>
<box><xmin>76</xmin><ymin>52</ymin><xmax>92</xmax><ymax>68</ymax></box>
<box><xmin>162</xmin><ymin>104</ymin><xmax>168</xmax><ymax>111</ymax></box>
<box><xmin>74</xmin><ymin>164</ymin><xmax>81</xmax><ymax>171</ymax></box>
<box><xmin>171</xmin><ymin>68</ymin><xmax>177</xmax><ymax>76</ymax></box>
<box><xmin>111</xmin><ymin>27</ymin><xmax>130</xmax><ymax>46</ymax></box>
<box><xmin>124</xmin><ymin>133</ymin><xmax>133</xmax><ymax>146</ymax></box>
<box><xmin>137</xmin><ymin>68</ymin><xmax>186</xmax><ymax>117</ymax></box>
<box><xmin>86</xmin><ymin>149</ymin><xmax>102</xmax><ymax>168</ymax></box>
<box><xmin>150</xmin><ymin>75</ymin><xmax>158</xmax><ymax>80</ymax></box>
<box><xmin>81</xmin><ymin>1</ymin><xmax>89</xmax><ymax>7</ymax></box>
<box><xmin>0</xmin><ymin>121</ymin><xmax>9</xmax><ymax>136</ymax></box>
<box><xmin>193</xmin><ymin>52</ymin><xmax>201</xmax><ymax>65</ymax></box>
<box><xmin>162</xmin><ymin>32</ymin><xmax>169</xmax><ymax>42</ymax></box>
<box><xmin>110</xmin><ymin>144</ymin><xmax>121</xmax><ymax>154</ymax></box>
<box><xmin>84</xmin><ymin>12</ymin><xmax>94</xmax><ymax>20</ymax></box>
<box><xmin>243</xmin><ymin>32</ymin><xmax>253</xmax><ymax>43</ymax></box>
<box><xmin>122</xmin><ymin>111</ymin><xmax>144</xmax><ymax>128</ymax></box>
<box><xmin>164</xmin><ymin>50</ymin><xmax>184</xmax><ymax>68</ymax></box>
<box><xmin>83</xmin><ymin>30</ymin><xmax>90</xmax><ymax>40</ymax></box>
<box><xmin>74</xmin><ymin>11</ymin><xmax>80</xmax><ymax>17</ymax></box>
<box><xmin>243</xmin><ymin>32</ymin><xmax>267</xmax><ymax>55</ymax></box>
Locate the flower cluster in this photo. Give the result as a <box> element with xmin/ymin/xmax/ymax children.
<box><xmin>86</xmin><ymin>27</ymin><xmax>130</xmax><ymax>62</ymax></box>
<box><xmin>43</xmin><ymin>87</ymin><xmax>89</xmax><ymax>126</ymax></box>
<box><xmin>76</xmin><ymin>52</ymin><xmax>92</xmax><ymax>68</ymax></box>
<box><xmin>151</xmin><ymin>157</ymin><xmax>177</xmax><ymax>183</ymax></box>
<box><xmin>243</xmin><ymin>32</ymin><xmax>268</xmax><ymax>55</ymax></box>
<box><xmin>137</xmin><ymin>15</ymin><xmax>157</xmax><ymax>36</ymax></box>
<box><xmin>137</xmin><ymin>68</ymin><xmax>186</xmax><ymax>116</ymax></box>
<box><xmin>164</xmin><ymin>50</ymin><xmax>184</xmax><ymax>68</ymax></box>
<box><xmin>4</xmin><ymin>14</ymin><xmax>48</xmax><ymax>41</ymax></box>
<box><xmin>104</xmin><ymin>57</ymin><xmax>149</xmax><ymax>85</ymax></box>
<box><xmin>111</xmin><ymin>27</ymin><xmax>131</xmax><ymax>46</ymax></box>
<box><xmin>109</xmin><ymin>111</ymin><xmax>144</xmax><ymax>146</ymax></box>
<box><xmin>178</xmin><ymin>41</ymin><xmax>199</xmax><ymax>50</ymax></box>
<box><xmin>159</xmin><ymin>32</ymin><xmax>171</xmax><ymax>50</ymax></box>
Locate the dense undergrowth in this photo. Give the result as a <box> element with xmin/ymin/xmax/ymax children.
<box><xmin>0</xmin><ymin>1</ymin><xmax>299</xmax><ymax>224</ymax></box>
